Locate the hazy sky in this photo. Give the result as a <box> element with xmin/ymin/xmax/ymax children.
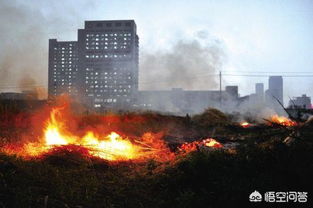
<box><xmin>1</xmin><ymin>0</ymin><xmax>313</xmax><ymax>103</ymax></box>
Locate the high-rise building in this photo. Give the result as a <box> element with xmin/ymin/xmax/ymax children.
<box><xmin>48</xmin><ymin>20</ymin><xmax>139</xmax><ymax>110</ymax></box>
<box><xmin>255</xmin><ymin>83</ymin><xmax>264</xmax><ymax>96</ymax></box>
<box><xmin>48</xmin><ymin>40</ymin><xmax>79</xmax><ymax>98</ymax></box>
<box><xmin>267</xmin><ymin>76</ymin><xmax>283</xmax><ymax>106</ymax></box>
<box><xmin>77</xmin><ymin>20</ymin><xmax>139</xmax><ymax>109</ymax></box>
<box><xmin>255</xmin><ymin>83</ymin><xmax>264</xmax><ymax>102</ymax></box>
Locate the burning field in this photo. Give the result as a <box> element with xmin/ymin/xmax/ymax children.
<box><xmin>1</xmin><ymin>102</ymin><xmax>223</xmax><ymax>162</ymax></box>
<box><xmin>1</xmin><ymin>99</ymin><xmax>313</xmax><ymax>207</ymax></box>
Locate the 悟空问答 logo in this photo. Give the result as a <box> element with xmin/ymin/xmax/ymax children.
<box><xmin>249</xmin><ymin>190</ymin><xmax>262</xmax><ymax>202</ymax></box>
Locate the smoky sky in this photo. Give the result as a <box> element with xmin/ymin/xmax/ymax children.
<box><xmin>0</xmin><ymin>0</ymin><xmax>91</xmax><ymax>98</ymax></box>
<box><xmin>0</xmin><ymin>1</ymin><xmax>46</xmax><ymax>95</ymax></box>
<box><xmin>1</xmin><ymin>0</ymin><xmax>313</xmax><ymax>102</ymax></box>
<box><xmin>0</xmin><ymin>0</ymin><xmax>225</xmax><ymax>96</ymax></box>
<box><xmin>140</xmin><ymin>39</ymin><xmax>225</xmax><ymax>90</ymax></box>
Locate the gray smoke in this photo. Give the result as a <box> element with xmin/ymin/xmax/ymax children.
<box><xmin>0</xmin><ymin>0</ymin><xmax>91</xmax><ymax>99</ymax></box>
<box><xmin>0</xmin><ymin>1</ymin><xmax>46</xmax><ymax>96</ymax></box>
<box><xmin>139</xmin><ymin>39</ymin><xmax>225</xmax><ymax>90</ymax></box>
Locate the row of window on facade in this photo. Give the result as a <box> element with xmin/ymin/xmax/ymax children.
<box><xmin>53</xmin><ymin>71</ymin><xmax>76</xmax><ymax>74</ymax></box>
<box><xmin>86</xmin><ymin>42</ymin><xmax>130</xmax><ymax>48</ymax></box>
<box><xmin>86</xmin><ymin>85</ymin><xmax>132</xmax><ymax>90</ymax></box>
<box><xmin>53</xmin><ymin>75</ymin><xmax>75</xmax><ymax>80</ymax></box>
<box><xmin>85</xmin><ymin>68</ymin><xmax>131</xmax><ymax>72</ymax></box>
<box><xmin>85</xmin><ymin>74</ymin><xmax>132</xmax><ymax>79</ymax></box>
<box><xmin>86</xmin><ymin>73</ymin><xmax>132</xmax><ymax>78</ymax></box>
<box><xmin>89</xmin><ymin>93</ymin><xmax>129</xmax><ymax>97</ymax></box>
<box><xmin>53</xmin><ymin>56</ymin><xmax>76</xmax><ymax>60</ymax></box>
<box><xmin>53</xmin><ymin>68</ymin><xmax>77</xmax><ymax>72</ymax></box>
<box><xmin>86</xmin><ymin>46</ymin><xmax>129</xmax><ymax>50</ymax></box>
<box><xmin>85</xmin><ymin>54</ymin><xmax>131</xmax><ymax>59</ymax></box>
<box><xmin>86</xmin><ymin>33</ymin><xmax>132</xmax><ymax>37</ymax></box>
<box><xmin>53</xmin><ymin>55</ymin><xmax>76</xmax><ymax>59</ymax></box>
<box><xmin>86</xmin><ymin>82</ymin><xmax>132</xmax><ymax>86</ymax></box>
<box><xmin>52</xmin><ymin>90</ymin><xmax>77</xmax><ymax>95</ymax></box>
<box><xmin>86</xmin><ymin>70</ymin><xmax>130</xmax><ymax>75</ymax></box>
<box><xmin>52</xmin><ymin>86</ymin><xmax>77</xmax><ymax>91</ymax></box>
<box><xmin>53</xmin><ymin>63</ymin><xmax>77</xmax><ymax>68</ymax></box>
<box><xmin>53</xmin><ymin>63</ymin><xmax>76</xmax><ymax>68</ymax></box>
<box><xmin>53</xmin><ymin>81</ymin><xmax>73</xmax><ymax>86</ymax></box>
<box><xmin>86</xmin><ymin>41</ymin><xmax>130</xmax><ymax>45</ymax></box>
<box><xmin>86</xmin><ymin>37</ymin><xmax>131</xmax><ymax>42</ymax></box>
<box><xmin>86</xmin><ymin>79</ymin><xmax>132</xmax><ymax>83</ymax></box>
<box><xmin>53</xmin><ymin>55</ymin><xmax>77</xmax><ymax>59</ymax></box>
<box><xmin>94</xmin><ymin>98</ymin><xmax>117</xmax><ymax>105</ymax></box>
<box><xmin>53</xmin><ymin>85</ymin><xmax>77</xmax><ymax>90</ymax></box>
<box><xmin>54</xmin><ymin>47</ymin><xmax>74</xmax><ymax>51</ymax></box>
<box><xmin>53</xmin><ymin>61</ymin><xmax>74</xmax><ymax>65</ymax></box>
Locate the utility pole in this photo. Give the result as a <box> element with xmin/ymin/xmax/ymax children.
<box><xmin>219</xmin><ymin>71</ymin><xmax>222</xmax><ymax>108</ymax></box>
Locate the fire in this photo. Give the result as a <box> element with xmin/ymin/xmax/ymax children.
<box><xmin>240</xmin><ymin>121</ymin><xmax>251</xmax><ymax>128</ymax></box>
<box><xmin>39</xmin><ymin>108</ymin><xmax>144</xmax><ymax>160</ymax></box>
<box><xmin>39</xmin><ymin>107</ymin><xmax>142</xmax><ymax>160</ymax></box>
<box><xmin>44</xmin><ymin>108</ymin><xmax>76</xmax><ymax>145</ymax></box>
<box><xmin>203</xmin><ymin>138</ymin><xmax>223</xmax><ymax>148</ymax></box>
<box><xmin>269</xmin><ymin>115</ymin><xmax>297</xmax><ymax>127</ymax></box>
<box><xmin>2</xmin><ymin>107</ymin><xmax>173</xmax><ymax>161</ymax></box>
<box><xmin>179</xmin><ymin>138</ymin><xmax>223</xmax><ymax>153</ymax></box>
<box><xmin>81</xmin><ymin>131</ymin><xmax>139</xmax><ymax>160</ymax></box>
<box><xmin>1</xmin><ymin>106</ymin><xmax>222</xmax><ymax>162</ymax></box>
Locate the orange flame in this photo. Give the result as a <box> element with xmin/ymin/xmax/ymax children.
<box><xmin>269</xmin><ymin>115</ymin><xmax>297</xmax><ymax>127</ymax></box>
<box><xmin>203</xmin><ymin>138</ymin><xmax>223</xmax><ymax>148</ymax></box>
<box><xmin>2</xmin><ymin>107</ymin><xmax>174</xmax><ymax>161</ymax></box>
<box><xmin>45</xmin><ymin>108</ymin><xmax>72</xmax><ymax>145</ymax></box>
<box><xmin>2</xmin><ymin>106</ymin><xmax>223</xmax><ymax>162</ymax></box>
<box><xmin>40</xmin><ymin>108</ymin><xmax>142</xmax><ymax>160</ymax></box>
<box><xmin>179</xmin><ymin>138</ymin><xmax>223</xmax><ymax>153</ymax></box>
<box><xmin>81</xmin><ymin>131</ymin><xmax>139</xmax><ymax>160</ymax></box>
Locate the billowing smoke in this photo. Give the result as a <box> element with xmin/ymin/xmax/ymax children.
<box><xmin>0</xmin><ymin>1</ymin><xmax>47</xmax><ymax>96</ymax></box>
<box><xmin>0</xmin><ymin>0</ymin><xmax>91</xmax><ymax>99</ymax></box>
<box><xmin>140</xmin><ymin>39</ymin><xmax>225</xmax><ymax>90</ymax></box>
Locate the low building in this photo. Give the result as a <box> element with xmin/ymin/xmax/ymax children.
<box><xmin>0</xmin><ymin>91</ymin><xmax>38</xmax><ymax>100</ymax></box>
<box><xmin>288</xmin><ymin>94</ymin><xmax>311</xmax><ymax>109</ymax></box>
<box><xmin>136</xmin><ymin>87</ymin><xmax>238</xmax><ymax>114</ymax></box>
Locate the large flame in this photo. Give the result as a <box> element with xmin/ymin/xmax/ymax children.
<box><xmin>2</xmin><ymin>107</ymin><xmax>173</xmax><ymax>161</ymax></box>
<box><xmin>269</xmin><ymin>115</ymin><xmax>297</xmax><ymax>127</ymax></box>
<box><xmin>81</xmin><ymin>131</ymin><xmax>139</xmax><ymax>160</ymax></box>
<box><xmin>45</xmin><ymin>108</ymin><xmax>71</xmax><ymax>145</ymax></box>
<box><xmin>1</xmin><ymin>106</ymin><xmax>223</xmax><ymax>161</ymax></box>
<box><xmin>38</xmin><ymin>108</ymin><xmax>145</xmax><ymax>160</ymax></box>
